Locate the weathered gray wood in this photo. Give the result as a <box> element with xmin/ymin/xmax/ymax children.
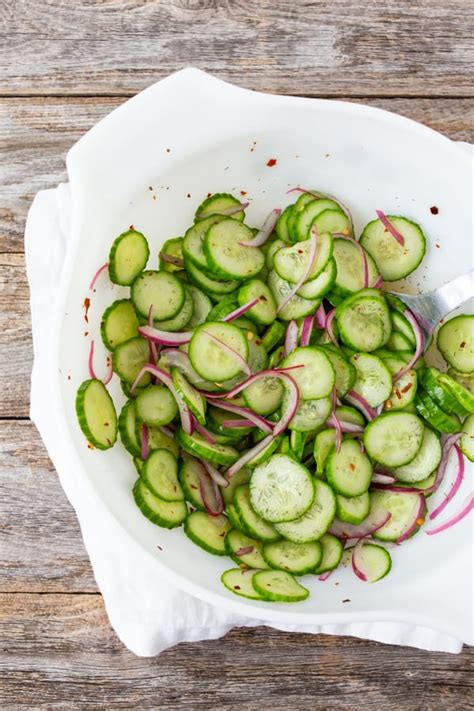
<box><xmin>0</xmin><ymin>420</ymin><xmax>97</xmax><ymax>593</ymax></box>
<box><xmin>0</xmin><ymin>593</ymin><xmax>473</xmax><ymax>710</ymax></box>
<box><xmin>0</xmin><ymin>0</ymin><xmax>473</xmax><ymax>97</ymax></box>
<box><xmin>1</xmin><ymin>96</ymin><xmax>473</xmax><ymax>253</ymax></box>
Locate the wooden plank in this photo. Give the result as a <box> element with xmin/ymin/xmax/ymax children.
<box><xmin>1</xmin><ymin>96</ymin><xmax>473</xmax><ymax>254</ymax></box>
<box><xmin>0</xmin><ymin>593</ymin><xmax>473</xmax><ymax>709</ymax></box>
<box><xmin>0</xmin><ymin>1</ymin><xmax>473</xmax><ymax>97</ymax></box>
<box><xmin>0</xmin><ymin>420</ymin><xmax>97</xmax><ymax>592</ymax></box>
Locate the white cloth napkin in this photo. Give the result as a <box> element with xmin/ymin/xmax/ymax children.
<box><xmin>25</xmin><ymin>143</ymin><xmax>473</xmax><ymax>656</ymax></box>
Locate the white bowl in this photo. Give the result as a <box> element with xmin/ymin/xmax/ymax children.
<box><xmin>54</xmin><ymin>68</ymin><xmax>473</xmax><ymax>640</ymax></box>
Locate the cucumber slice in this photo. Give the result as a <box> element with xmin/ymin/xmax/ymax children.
<box><xmin>204</xmin><ymin>218</ymin><xmax>265</xmax><ymax>280</ymax></box>
<box><xmin>420</xmin><ymin>367</ymin><xmax>469</xmax><ymax>417</ymax></box>
<box><xmin>185</xmin><ymin>257</ymin><xmax>239</xmax><ymax>295</ymax></box>
<box><xmin>275</xmin><ymin>480</ymin><xmax>336</xmax><ymax>543</ymax></box>
<box><xmin>353</xmin><ymin>543</ymin><xmax>392</xmax><ymax>582</ymax></box>
<box><xmin>460</xmin><ymin>414</ymin><xmax>474</xmax><ymax>462</ymax></box>
<box><xmin>189</xmin><ymin>322</ymin><xmax>249</xmax><ymax>382</ymax></box>
<box><xmin>350</xmin><ymin>353</ymin><xmax>392</xmax><ymax>407</ymax></box>
<box><xmin>171</xmin><ymin>367</ymin><xmax>207</xmax><ymax>424</ymax></box>
<box><xmin>314</xmin><ymin>533</ymin><xmax>344</xmax><ymax>573</ymax></box>
<box><xmin>133</xmin><ymin>479</ymin><xmax>187</xmax><ymax>529</ymax></box>
<box><xmin>265</xmin><ymin>238</ymin><xmax>287</xmax><ymax>269</ymax></box>
<box><xmin>390</xmin><ymin>309</ymin><xmax>416</xmax><ymax>347</ymax></box>
<box><xmin>131</xmin><ymin>270</ymin><xmax>185</xmax><ymax>321</ymax></box>
<box><xmin>290</xmin><ymin>430</ymin><xmax>308</xmax><ymax>461</ymax></box>
<box><xmin>237</xmin><ymin>279</ymin><xmax>277</xmax><ymax>326</ymax></box>
<box><xmin>336</xmin><ymin>492</ymin><xmax>370</xmax><ymax>524</ymax></box>
<box><xmin>332</xmin><ymin>239</ymin><xmax>379</xmax><ymax>295</ymax></box>
<box><xmin>135</xmin><ymin>384</ymin><xmax>178</xmax><ymax>427</ymax></box>
<box><xmin>311</xmin><ymin>208</ymin><xmax>352</xmax><ymax>238</ymax></box>
<box><xmin>326</xmin><ymin>439</ymin><xmax>372</xmax><ymax>497</ymax></box>
<box><xmin>293</xmin><ymin>198</ymin><xmax>341</xmax><ymax>242</ymax></box>
<box><xmin>76</xmin><ymin>379</ymin><xmax>117</xmax><ymax>450</ymax></box>
<box><xmin>243</xmin><ymin>374</ymin><xmax>284</xmax><ymax>416</ymax></box>
<box><xmin>386</xmin><ymin>331</ymin><xmax>413</xmax><ymax>351</ymax></box>
<box><xmin>101</xmin><ymin>299</ymin><xmax>139</xmax><ymax>351</ymax></box>
<box><xmin>153</xmin><ymin>286</ymin><xmax>194</xmax><ymax>332</ymax></box>
<box><xmin>183</xmin><ymin>214</ymin><xmax>226</xmax><ymax>273</ymax></box>
<box><xmin>364</xmin><ymin>412</ymin><xmax>424</xmax><ymax>467</ymax></box>
<box><xmin>222</xmin><ymin>468</ymin><xmax>252</xmax><ymax>505</ymax></box>
<box><xmin>250</xmin><ymin>454</ymin><xmax>315</xmax><ymax>523</ymax></box>
<box><xmin>371</xmin><ymin>490</ymin><xmax>424</xmax><ymax>542</ymax></box>
<box><xmin>234</xmin><ymin>485</ymin><xmax>280</xmax><ymax>542</ymax></box>
<box><xmin>207</xmin><ymin>406</ymin><xmax>252</xmax><ymax>440</ymax></box>
<box><xmin>112</xmin><ymin>337</ymin><xmax>151</xmax><ymax>387</ymax></box>
<box><xmin>382</xmin><ymin>354</ymin><xmax>417</xmax><ymax>411</ymax></box>
<box><xmin>187</xmin><ymin>285</ymin><xmax>212</xmax><ymax>328</ymax></box>
<box><xmin>261</xmin><ymin>321</ymin><xmax>285</xmax><ymax>351</ymax></box>
<box><xmin>176</xmin><ymin>429</ymin><xmax>239</xmax><ymax>466</ymax></box>
<box><xmin>184</xmin><ymin>511</ymin><xmax>231</xmax><ymax>555</ymax></box>
<box><xmin>320</xmin><ymin>345</ymin><xmax>356</xmax><ymax>398</ymax></box>
<box><xmin>274</xmin><ymin>232</ymin><xmax>333</xmax><ymax>284</ymax></box>
<box><xmin>448</xmin><ymin>368</ymin><xmax>474</xmax><ymax>395</ymax></box>
<box><xmin>262</xmin><ymin>539</ymin><xmax>322</xmax><ymax>575</ymax></box>
<box><xmin>268</xmin><ymin>269</ymin><xmax>319</xmax><ymax>321</ymax></box>
<box><xmin>314</xmin><ymin>428</ymin><xmax>336</xmax><ymax>476</ymax></box>
<box><xmin>335</xmin><ymin>405</ymin><xmax>365</xmax><ymax>427</ymax></box>
<box><xmin>142</xmin><ymin>449</ymin><xmax>183</xmax><ymax>502</ymax></box>
<box><xmin>159</xmin><ymin>237</ymin><xmax>184</xmax><ymax>273</ymax></box>
<box><xmin>297</xmin><ymin>258</ymin><xmax>337</xmax><ymax>299</ymax></box>
<box><xmin>287</xmin><ymin>193</ymin><xmax>317</xmax><ymax>242</ymax></box>
<box><xmin>286</xmin><ymin>395</ymin><xmax>332</xmax><ymax>432</ymax></box>
<box><xmin>221</xmin><ymin>568</ymin><xmax>265</xmax><ymax>600</ymax></box>
<box><xmin>225</xmin><ymin>529</ymin><xmax>269</xmax><ymax>569</ymax></box>
<box><xmin>195</xmin><ymin>193</ymin><xmax>245</xmax><ymax>222</ymax></box>
<box><xmin>108</xmin><ymin>229</ymin><xmax>150</xmax><ymax>286</ymax></box>
<box><xmin>415</xmin><ymin>389</ymin><xmax>461</xmax><ymax>434</ymax></box>
<box><xmin>275</xmin><ymin>204</ymin><xmax>293</xmax><ymax>243</ymax></box>
<box><xmin>133</xmin><ymin>457</ymin><xmax>144</xmax><ymax>476</ymax></box>
<box><xmin>252</xmin><ymin>570</ymin><xmax>309</xmax><ymax>602</ymax></box>
<box><xmin>282</xmin><ymin>346</ymin><xmax>335</xmax><ymax>399</ymax></box>
<box><xmin>178</xmin><ymin>456</ymin><xmax>206</xmax><ymax>509</ymax></box>
<box><xmin>437</xmin><ymin>372</ymin><xmax>474</xmax><ymax>415</ymax></box>
<box><xmin>118</xmin><ymin>400</ymin><xmax>141</xmax><ymax>457</ymax></box>
<box><xmin>147</xmin><ymin>426</ymin><xmax>180</xmax><ymax>457</ymax></box>
<box><xmin>392</xmin><ymin>427</ymin><xmax>442</xmax><ymax>483</ymax></box>
<box><xmin>394</xmin><ymin>470</ymin><xmax>436</xmax><ymax>493</ymax></box>
<box><xmin>337</xmin><ymin>292</ymin><xmax>391</xmax><ymax>352</ymax></box>
<box><xmin>246</xmin><ymin>434</ymin><xmax>284</xmax><ymax>468</ymax></box>
<box><xmin>360</xmin><ymin>216</ymin><xmax>426</xmax><ymax>281</ymax></box>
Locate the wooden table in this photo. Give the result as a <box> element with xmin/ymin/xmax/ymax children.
<box><xmin>1</xmin><ymin>1</ymin><xmax>473</xmax><ymax>707</ymax></box>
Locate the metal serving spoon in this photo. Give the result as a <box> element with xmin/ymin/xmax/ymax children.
<box><xmin>388</xmin><ymin>270</ymin><xmax>474</xmax><ymax>348</ymax></box>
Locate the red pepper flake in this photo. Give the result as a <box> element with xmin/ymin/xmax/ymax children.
<box><xmin>190</xmin><ymin>484</ymin><xmax>198</xmax><ymax>490</ymax></box>
<box><xmin>266</xmin><ymin>158</ymin><xmax>277</xmax><ymax>167</ymax></box>
<box><xmin>349</xmin><ymin>462</ymin><xmax>355</xmax><ymax>471</ymax></box>
<box><xmin>255</xmin><ymin>339</ymin><xmax>262</xmax><ymax>346</ymax></box>
<box><xmin>260</xmin><ymin>295</ymin><xmax>268</xmax><ymax>302</ymax></box>
<box><xmin>234</xmin><ymin>585</ymin><xmax>241</xmax><ymax>590</ymax></box>
<box><xmin>416</xmin><ymin>517</ymin><xmax>425</xmax><ymax>526</ymax></box>
<box><xmin>240</xmin><ymin>190</ymin><xmax>247</xmax><ymax>196</ymax></box>
<box><xmin>460</xmin><ymin>341</ymin><xmax>466</xmax><ymax>348</ymax></box>
<box><xmin>83</xmin><ymin>297</ymin><xmax>91</xmax><ymax>323</ymax></box>
<box><xmin>157</xmin><ymin>544</ymin><xmax>163</xmax><ymax>551</ymax></box>
<box><xmin>395</xmin><ymin>389</ymin><xmax>402</xmax><ymax>400</ymax></box>
<box><xmin>430</xmin><ymin>205</ymin><xmax>439</xmax><ymax>215</ymax></box>
<box><xmin>106</xmin><ymin>438</ymin><xmax>112</xmax><ymax>446</ymax></box>
<box><xmin>87</xmin><ymin>443</ymin><xmax>95</xmax><ymax>450</ymax></box>
<box><xmin>401</xmin><ymin>382</ymin><xmax>413</xmax><ymax>393</ymax></box>
<box><xmin>148</xmin><ymin>186</ymin><xmax>153</xmax><ymax>191</ymax></box>
<box><xmin>435</xmin><ymin>243</ymin><xmax>441</xmax><ymax>249</ymax></box>
<box><xmin>385</xmin><ymin>400</ymin><xmax>393</xmax><ymax>409</ymax></box>
<box><xmin>207</xmin><ymin>192</ymin><xmax>212</xmax><ymax>198</ymax></box>
<box><xmin>187</xmin><ymin>193</ymin><xmax>191</xmax><ymax>198</ymax></box>
<box><xmin>84</xmin><ymin>331</ymin><xmax>89</xmax><ymax>337</ymax></box>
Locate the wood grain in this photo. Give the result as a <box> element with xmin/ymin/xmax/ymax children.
<box><xmin>1</xmin><ymin>96</ymin><xmax>473</xmax><ymax>253</ymax></box>
<box><xmin>1</xmin><ymin>0</ymin><xmax>473</xmax><ymax>97</ymax></box>
<box><xmin>1</xmin><ymin>593</ymin><xmax>473</xmax><ymax>709</ymax></box>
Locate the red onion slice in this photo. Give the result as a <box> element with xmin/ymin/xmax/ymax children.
<box><xmin>333</xmin><ymin>233</ymin><xmax>370</xmax><ymax>288</ymax></box>
<box><xmin>147</xmin><ymin>306</ymin><xmax>159</xmax><ymax>366</ymax></box>
<box><xmin>276</xmin><ymin>226</ymin><xmax>319</xmax><ymax>314</ymax></box>
<box><xmin>159</xmin><ymin>349</ymin><xmax>207</xmax><ymax>387</ymax></box>
<box><xmin>345</xmin><ymin>390</ymin><xmax>377</xmax><ymax>421</ymax></box>
<box><xmin>238</xmin><ymin>208</ymin><xmax>281</xmax><ymax>247</ymax></box>
<box><xmin>375</xmin><ymin>210</ymin><xmax>405</xmax><ymax>246</ymax></box>
<box><xmin>89</xmin><ymin>262</ymin><xmax>109</xmax><ymax>291</ymax></box>
<box><xmin>318</xmin><ymin>571</ymin><xmax>332</xmax><ymax>582</ymax></box>
<box><xmin>202</xmin><ymin>460</ymin><xmax>229</xmax><ymax>488</ymax></box>
<box><xmin>373</xmin><ymin>276</ymin><xmax>383</xmax><ymax>289</ymax></box>
<box><xmin>234</xmin><ymin>546</ymin><xmax>254</xmax><ymax>556</ymax></box>
<box><xmin>201</xmin><ymin>329</ymin><xmax>251</xmax><ymax>376</ymax></box>
<box><xmin>88</xmin><ymin>340</ymin><xmax>113</xmax><ymax>385</ymax></box>
<box><xmin>287</xmin><ymin>187</ymin><xmax>354</xmax><ymax>230</ymax></box>
<box><xmin>372</xmin><ymin>473</ymin><xmax>396</xmax><ymax>485</ymax></box>
<box><xmin>226</xmin><ymin>433</ymin><xmax>274</xmax><ymax>478</ymax></box>
<box><xmin>330</xmin><ymin>510</ymin><xmax>391</xmax><ymax>540</ymax></box>
<box><xmin>396</xmin><ymin>493</ymin><xmax>425</xmax><ymax>544</ymax></box>
<box><xmin>330</xmin><ymin>387</ymin><xmax>342</xmax><ymax>453</ymax></box>
<box><xmin>300</xmin><ymin>315</ymin><xmax>315</xmax><ymax>347</ymax></box>
<box><xmin>284</xmin><ymin>320</ymin><xmax>298</xmax><ymax>355</ymax></box>
<box><xmin>159</xmin><ymin>253</ymin><xmax>184</xmax><ymax>268</ymax></box>
<box><xmin>139</xmin><ymin>324</ymin><xmax>192</xmax><ymax>346</ymax></box>
<box><xmin>198</xmin><ymin>200</ymin><xmax>249</xmax><ymax>220</ymax></box>
<box><xmin>392</xmin><ymin>309</ymin><xmax>423</xmax><ymax>382</ymax></box>
<box><xmin>140</xmin><ymin>425</ymin><xmax>149</xmax><ymax>460</ymax></box>
<box><xmin>429</xmin><ymin>444</ymin><xmax>465</xmax><ymax>520</ymax></box>
<box><xmin>130</xmin><ymin>363</ymin><xmax>193</xmax><ymax>434</ymax></box>
<box><xmin>315</xmin><ymin>303</ymin><xmax>326</xmax><ymax>329</ymax></box>
<box><xmin>159</xmin><ymin>425</ymin><xmax>175</xmax><ymax>438</ymax></box>
<box><xmin>192</xmin><ymin>418</ymin><xmax>216</xmax><ymax>444</ymax></box>
<box><xmin>223</xmin><ymin>419</ymin><xmax>254</xmax><ymax>428</ymax></box>
<box><xmin>326</xmin><ymin>415</ymin><xmax>364</xmax><ymax>434</ymax></box>
<box><xmin>426</xmin><ymin>493</ymin><xmax>474</xmax><ymax>536</ymax></box>
<box><xmin>212</xmin><ymin>399</ymin><xmax>274</xmax><ymax>433</ymax></box>
<box><xmin>222</xmin><ymin>298</ymin><xmax>259</xmax><ymax>323</ymax></box>
<box><xmin>325</xmin><ymin>309</ymin><xmax>338</xmax><ymax>347</ymax></box>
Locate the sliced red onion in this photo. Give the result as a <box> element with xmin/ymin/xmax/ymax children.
<box><xmin>159</xmin><ymin>425</ymin><xmax>175</xmax><ymax>438</ymax></box>
<box><xmin>139</xmin><ymin>324</ymin><xmax>192</xmax><ymax>346</ymax></box>
<box><xmin>222</xmin><ymin>298</ymin><xmax>259</xmax><ymax>323</ymax></box>
<box><xmin>130</xmin><ymin>363</ymin><xmax>193</xmax><ymax>434</ymax></box>
<box><xmin>372</xmin><ymin>473</ymin><xmax>396</xmax><ymax>485</ymax></box>
<box><xmin>89</xmin><ymin>262</ymin><xmax>109</xmax><ymax>291</ymax></box>
<box><xmin>429</xmin><ymin>444</ymin><xmax>465</xmax><ymax>520</ymax></box>
<box><xmin>331</xmin><ymin>387</ymin><xmax>342</xmax><ymax>453</ymax></box>
<box><xmin>192</xmin><ymin>418</ymin><xmax>216</xmax><ymax>444</ymax></box>
<box><xmin>88</xmin><ymin>340</ymin><xmax>113</xmax><ymax>385</ymax></box>
<box><xmin>427</xmin><ymin>433</ymin><xmax>462</xmax><ymax>495</ymax></box>
<box><xmin>141</xmin><ymin>425</ymin><xmax>149</xmax><ymax>460</ymax></box>
<box><xmin>147</xmin><ymin>306</ymin><xmax>159</xmax><ymax>366</ymax></box>
<box><xmin>376</xmin><ymin>210</ymin><xmax>405</xmax><ymax>246</ymax></box>
<box><xmin>287</xmin><ymin>187</ymin><xmax>354</xmax><ymax>230</ymax></box>
<box><xmin>223</xmin><ymin>419</ymin><xmax>254</xmax><ymax>428</ymax></box>
<box><xmin>426</xmin><ymin>493</ymin><xmax>474</xmax><ymax>536</ymax></box>
<box><xmin>212</xmin><ymin>399</ymin><xmax>274</xmax><ymax>434</ymax></box>
<box><xmin>301</xmin><ymin>315</ymin><xmax>315</xmax><ymax>347</ymax></box>
<box><xmin>131</xmin><ymin>363</ymin><xmax>172</xmax><ymax>393</ymax></box>
<box><xmin>159</xmin><ymin>253</ymin><xmax>184</xmax><ymax>268</ymax></box>
<box><xmin>226</xmin><ymin>433</ymin><xmax>274</xmax><ymax>478</ymax></box>
<box><xmin>284</xmin><ymin>320</ymin><xmax>298</xmax><ymax>355</ymax></box>
<box><xmin>333</xmin><ymin>234</ymin><xmax>370</xmax><ymax>289</ymax></box>
<box><xmin>199</xmin><ymin>200</ymin><xmax>249</xmax><ymax>219</ymax></box>
<box><xmin>325</xmin><ymin>308</ymin><xmax>338</xmax><ymax>347</ymax></box>
<box><xmin>373</xmin><ymin>276</ymin><xmax>383</xmax><ymax>289</ymax></box>
<box><xmin>330</xmin><ymin>510</ymin><xmax>391</xmax><ymax>540</ymax></box>
<box><xmin>201</xmin><ymin>329</ymin><xmax>251</xmax><ymax>376</ymax></box>
<box><xmin>276</xmin><ymin>226</ymin><xmax>319</xmax><ymax>314</ymax></box>
<box><xmin>392</xmin><ymin>309</ymin><xmax>423</xmax><ymax>382</ymax></box>
<box><xmin>234</xmin><ymin>546</ymin><xmax>254</xmax><ymax>556</ymax></box>
<box><xmin>318</xmin><ymin>571</ymin><xmax>332</xmax><ymax>582</ymax></box>
<box><xmin>238</xmin><ymin>208</ymin><xmax>281</xmax><ymax>247</ymax></box>
<box><xmin>326</xmin><ymin>415</ymin><xmax>364</xmax><ymax>434</ymax></box>
<box><xmin>345</xmin><ymin>390</ymin><xmax>377</xmax><ymax>421</ymax></box>
<box><xmin>396</xmin><ymin>494</ymin><xmax>425</xmax><ymax>544</ymax></box>
<box><xmin>202</xmin><ymin>460</ymin><xmax>229</xmax><ymax>488</ymax></box>
<box><xmin>315</xmin><ymin>303</ymin><xmax>326</xmax><ymax>329</ymax></box>
<box><xmin>159</xmin><ymin>349</ymin><xmax>207</xmax><ymax>387</ymax></box>
<box><xmin>351</xmin><ymin>542</ymin><xmax>368</xmax><ymax>581</ymax></box>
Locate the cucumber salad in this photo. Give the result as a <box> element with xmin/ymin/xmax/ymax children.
<box><xmin>77</xmin><ymin>189</ymin><xmax>473</xmax><ymax>603</ymax></box>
